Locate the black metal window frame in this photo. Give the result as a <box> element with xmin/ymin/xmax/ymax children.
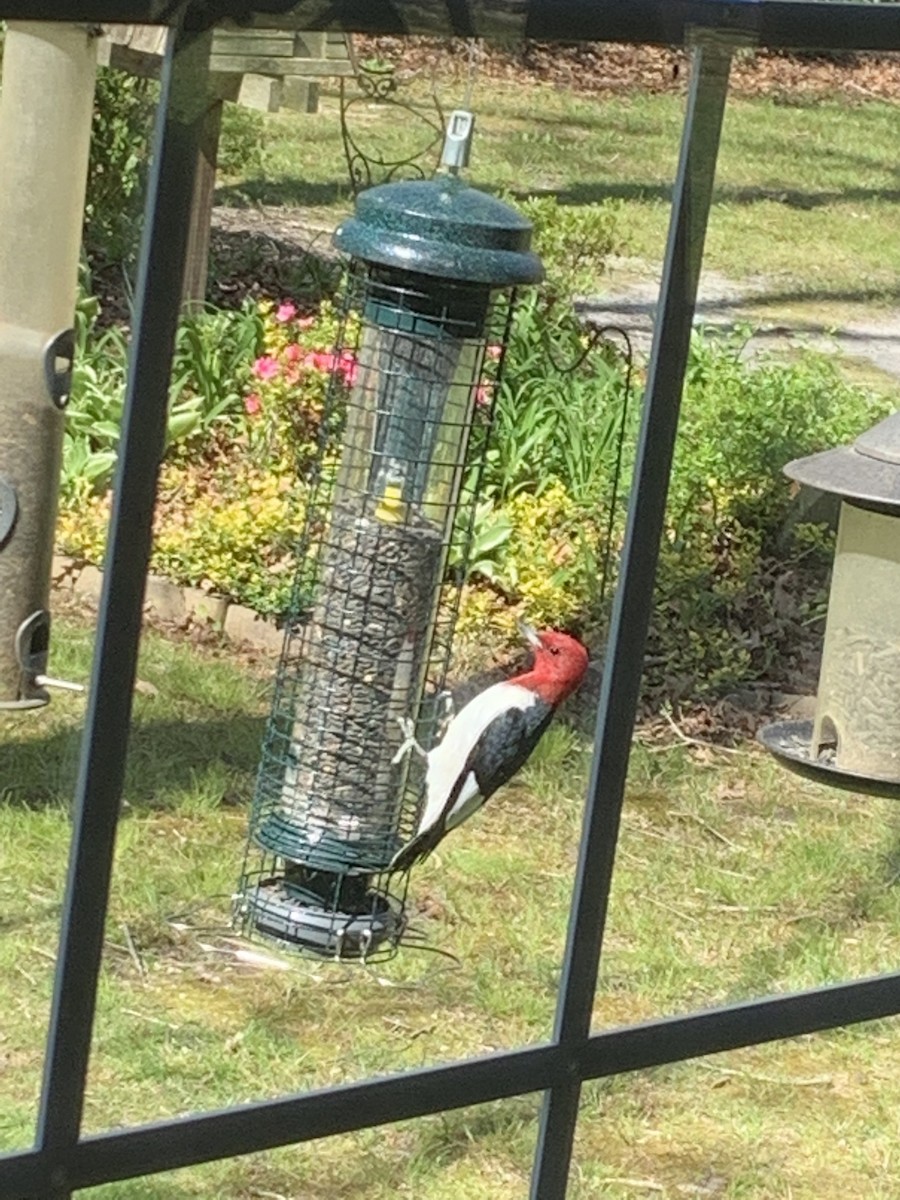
<box><xmin>1</xmin><ymin>5</ymin><xmax>899</xmax><ymax>1198</ymax></box>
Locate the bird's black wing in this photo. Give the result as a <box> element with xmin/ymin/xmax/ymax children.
<box><xmin>391</xmin><ymin>699</ymin><xmax>554</xmax><ymax>873</ymax></box>
<box><xmin>470</xmin><ymin>701</ymin><xmax>554</xmax><ymax>799</ymax></box>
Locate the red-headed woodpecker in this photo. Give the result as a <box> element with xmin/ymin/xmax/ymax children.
<box><xmin>390</xmin><ymin>625</ymin><xmax>589</xmax><ymax>871</ymax></box>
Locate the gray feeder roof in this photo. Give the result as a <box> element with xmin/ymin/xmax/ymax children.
<box><xmin>784</xmin><ymin>411</ymin><xmax>900</xmax><ymax>513</ymax></box>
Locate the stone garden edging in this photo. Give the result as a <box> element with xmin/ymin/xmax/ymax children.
<box><xmin>51</xmin><ymin>554</ymin><xmax>284</xmax><ymax>653</ymax></box>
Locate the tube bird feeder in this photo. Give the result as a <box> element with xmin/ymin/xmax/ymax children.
<box><xmin>760</xmin><ymin>412</ymin><xmax>900</xmax><ymax>797</ymax></box>
<box><xmin>238</xmin><ymin>120</ymin><xmax>542</xmax><ymax>960</ymax></box>
<box><xmin>0</xmin><ymin>23</ymin><xmax>97</xmax><ymax>708</ymax></box>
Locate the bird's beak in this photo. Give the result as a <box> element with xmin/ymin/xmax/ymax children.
<box><xmin>517</xmin><ymin>620</ymin><xmax>542</xmax><ymax>649</ymax></box>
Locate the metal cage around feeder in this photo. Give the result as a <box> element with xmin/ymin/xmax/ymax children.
<box><xmin>237</xmin><ymin>168</ymin><xmax>542</xmax><ymax>961</ymax></box>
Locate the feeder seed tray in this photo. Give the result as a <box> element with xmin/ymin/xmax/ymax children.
<box><xmin>245</xmin><ymin>875</ymin><xmax>405</xmax><ymax>959</ymax></box>
<box><xmin>758</xmin><ymin>718</ymin><xmax>900</xmax><ymax>801</ymax></box>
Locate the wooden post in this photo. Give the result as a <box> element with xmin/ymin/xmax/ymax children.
<box><xmin>181</xmin><ymin>96</ymin><xmax>223</xmax><ymax>307</ymax></box>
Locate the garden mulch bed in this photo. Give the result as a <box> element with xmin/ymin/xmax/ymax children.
<box><xmin>357</xmin><ymin>37</ymin><xmax>900</xmax><ymax>102</ymax></box>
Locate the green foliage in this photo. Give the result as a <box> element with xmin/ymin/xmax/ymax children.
<box><xmin>84</xmin><ymin>67</ymin><xmax>156</xmax><ymax>266</ymax></box>
<box><xmin>170</xmin><ymin>302</ymin><xmax>265</xmax><ymax>437</ymax></box>
<box><xmin>59</xmin><ymin>297</ymin><xmax>351</xmax><ymax>618</ymax></box>
<box><xmin>218</xmin><ymin>103</ymin><xmax>266</xmax><ymax>178</ymax></box>
<box><xmin>474</xmin><ymin>292</ymin><xmax>634</xmax><ymax>507</ymax></box>
<box><xmin>152</xmin><ymin>466</ymin><xmax>302</xmax><ymax>617</ymax></box>
<box><xmin>61</xmin><ymin>273</ymin><xmax>891</xmax><ymax>700</ymax></box>
<box><xmin>513</xmin><ymin>194</ymin><xmax>624</xmax><ymax>299</ymax></box>
<box><xmin>63</xmin><ymin>289</ymin><xmax>265</xmax><ymax>500</ymax></box>
<box><xmin>460</xmin><ymin>321</ymin><xmax>891</xmax><ymax>701</ymax></box>
<box><xmin>644</xmin><ymin>327</ymin><xmax>893</xmax><ymax>699</ymax></box>
<box><xmin>453</xmin><ymin>193</ymin><xmax>631</xmax><ymax>620</ymax></box>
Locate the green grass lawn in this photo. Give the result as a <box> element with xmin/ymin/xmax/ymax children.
<box><xmin>3</xmin><ymin>614</ymin><xmax>900</xmax><ymax>1197</ymax></box>
<box><xmin>7</xmin><ymin>62</ymin><xmax>900</xmax><ymax>1198</ymax></box>
<box><xmin>220</xmin><ymin>81</ymin><xmax>900</xmax><ymax>307</ymax></box>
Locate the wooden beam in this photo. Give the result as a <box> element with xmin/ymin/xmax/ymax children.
<box><xmin>207</xmin><ymin>54</ymin><xmax>355</xmax><ymax>77</ymax></box>
<box><xmin>181</xmin><ymin>98</ymin><xmax>223</xmax><ymax>308</ymax></box>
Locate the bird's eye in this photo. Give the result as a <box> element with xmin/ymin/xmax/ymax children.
<box><xmin>550</xmin><ymin>646</ymin><xmax>560</xmax><ymax>656</ymax></box>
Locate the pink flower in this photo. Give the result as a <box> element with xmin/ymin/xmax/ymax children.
<box><xmin>253</xmin><ymin>355</ymin><xmax>280</xmax><ymax>381</ymax></box>
<box><xmin>297</xmin><ymin>315</ymin><xmax>316</xmax><ymax>330</ymax></box>
<box><xmin>300</xmin><ymin>349</ymin><xmax>359</xmax><ymax>388</ymax></box>
<box><xmin>284</xmin><ymin>343</ymin><xmax>302</xmax><ymax>364</ymax></box>
<box><xmin>275</xmin><ymin>302</ymin><xmax>297</xmax><ymax>324</ymax></box>
<box><xmin>244</xmin><ymin>393</ymin><xmax>262</xmax><ymax>415</ymax></box>
<box><xmin>474</xmin><ymin>383</ymin><xmax>492</xmax><ymax>408</ymax></box>
<box><xmin>486</xmin><ymin>344</ymin><xmax>503</xmax><ymax>360</ymax></box>
<box><xmin>338</xmin><ymin>350</ymin><xmax>358</xmax><ymax>388</ymax></box>
<box><xmin>301</xmin><ymin>350</ymin><xmax>333</xmax><ymax>373</ymax></box>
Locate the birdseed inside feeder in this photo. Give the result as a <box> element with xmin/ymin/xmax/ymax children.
<box><xmin>759</xmin><ymin>411</ymin><xmax>900</xmax><ymax>797</ymax></box>
<box><xmin>237</xmin><ymin>113</ymin><xmax>543</xmax><ymax>960</ymax></box>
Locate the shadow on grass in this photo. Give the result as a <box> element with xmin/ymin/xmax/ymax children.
<box><xmin>215</xmin><ymin>177</ymin><xmax>350</xmax><ymax>210</ymax></box>
<box><xmin>513</xmin><ymin>180</ymin><xmax>900</xmax><ymax>212</ymax></box>
<box><xmin>0</xmin><ymin>715</ymin><xmax>266</xmax><ymax>813</ymax></box>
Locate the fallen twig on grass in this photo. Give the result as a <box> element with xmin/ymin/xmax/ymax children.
<box><xmin>695</xmin><ymin>1060</ymin><xmax>833</xmax><ymax>1088</ymax></box>
<box><xmin>121</xmin><ymin>921</ymin><xmax>147</xmax><ymax>979</ymax></box>
<box><xmin>667</xmin><ymin>808</ymin><xmax>747</xmax><ymax>852</ymax></box>
<box><xmin>660</xmin><ymin>706</ymin><xmax>744</xmax><ymax>756</ymax></box>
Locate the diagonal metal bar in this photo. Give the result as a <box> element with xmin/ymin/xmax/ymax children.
<box><xmin>1</xmin><ymin>969</ymin><xmax>899</xmax><ymax>1196</ymax></box>
<box><xmin>530</xmin><ymin>33</ymin><xmax>736</xmax><ymax>1200</ymax></box>
<box><xmin>34</xmin><ymin>23</ymin><xmax>212</xmax><ymax>1200</ymax></box>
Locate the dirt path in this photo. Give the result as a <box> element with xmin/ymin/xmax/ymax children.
<box><xmin>581</xmin><ymin>260</ymin><xmax>900</xmax><ymax>387</ymax></box>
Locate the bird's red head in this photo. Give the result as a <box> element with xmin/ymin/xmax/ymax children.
<box><xmin>520</xmin><ymin>626</ymin><xmax>590</xmax><ymax>705</ymax></box>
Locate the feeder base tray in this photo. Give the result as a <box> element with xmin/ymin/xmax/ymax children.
<box><xmin>245</xmin><ymin>876</ymin><xmax>405</xmax><ymax>959</ymax></box>
<box><xmin>758</xmin><ymin>719</ymin><xmax>900</xmax><ymax>800</ymax></box>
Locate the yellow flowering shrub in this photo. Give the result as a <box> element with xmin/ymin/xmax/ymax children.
<box><xmin>151</xmin><ymin>462</ymin><xmax>305</xmax><ymax>616</ymax></box>
<box><xmin>456</xmin><ymin>482</ymin><xmax>603</xmax><ymax>641</ymax></box>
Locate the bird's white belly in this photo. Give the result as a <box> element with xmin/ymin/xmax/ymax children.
<box><xmin>416</xmin><ymin>681</ymin><xmax>536</xmax><ymax>834</ymax></box>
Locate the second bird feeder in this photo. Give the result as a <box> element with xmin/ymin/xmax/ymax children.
<box><xmin>760</xmin><ymin>412</ymin><xmax>900</xmax><ymax>797</ymax></box>
<box><xmin>238</xmin><ymin>143</ymin><xmax>542</xmax><ymax>960</ymax></box>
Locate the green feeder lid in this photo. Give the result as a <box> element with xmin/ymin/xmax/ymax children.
<box><xmin>333</xmin><ymin>176</ymin><xmax>544</xmax><ymax>287</ymax></box>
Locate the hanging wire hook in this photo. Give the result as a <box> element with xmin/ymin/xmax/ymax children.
<box><xmin>537</xmin><ymin>292</ymin><xmax>616</xmax><ymax>376</ymax></box>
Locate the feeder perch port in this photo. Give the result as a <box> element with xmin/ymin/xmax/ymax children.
<box><xmin>760</xmin><ymin>412</ymin><xmax>900</xmax><ymax>797</ymax></box>
<box><xmin>238</xmin><ymin>153</ymin><xmax>542</xmax><ymax>960</ymax></box>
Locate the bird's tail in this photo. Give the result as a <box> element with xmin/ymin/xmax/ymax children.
<box><xmin>389</xmin><ymin>824</ymin><xmax>443</xmax><ymax>873</ymax></box>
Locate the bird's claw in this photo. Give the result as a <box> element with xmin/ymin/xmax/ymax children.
<box><xmin>391</xmin><ymin>716</ymin><xmax>428</xmax><ymax>764</ymax></box>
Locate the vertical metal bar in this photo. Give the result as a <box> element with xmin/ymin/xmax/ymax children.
<box><xmin>530</xmin><ymin>34</ymin><xmax>735</xmax><ymax>1200</ymax></box>
<box><xmin>35</xmin><ymin>23</ymin><xmax>212</xmax><ymax>1199</ymax></box>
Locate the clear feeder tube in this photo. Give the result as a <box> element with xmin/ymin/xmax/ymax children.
<box><xmin>252</xmin><ymin>273</ymin><xmax>489</xmax><ymax>876</ymax></box>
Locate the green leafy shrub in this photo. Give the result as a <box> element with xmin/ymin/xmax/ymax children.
<box><xmin>457</xmin><ymin>482</ymin><xmax>604</xmax><ymax>638</ymax></box>
<box><xmin>644</xmin><ymin>328</ymin><xmax>893</xmax><ymax>699</ymax></box>
<box><xmin>152</xmin><ymin>465</ymin><xmax>303</xmax><ymax>617</ymax></box>
<box><xmin>84</xmin><ymin>67</ymin><xmax>156</xmax><ymax>267</ymax></box>
<box><xmin>514</xmin><ymin>194</ymin><xmax>624</xmax><ymax>299</ymax></box>
<box><xmin>64</xmin><ymin>289</ymin><xmax>265</xmax><ymax>499</ymax></box>
<box><xmin>59</xmin><ymin>297</ymin><xmax>353</xmax><ymax>618</ymax></box>
<box><xmin>218</xmin><ymin>103</ymin><xmax>266</xmax><ymax>178</ymax></box>
<box><xmin>455</xmin><ymin>193</ymin><xmax>632</xmax><ymax>631</ymax></box>
<box><xmin>474</xmin><ymin>291</ymin><xmax>634</xmax><ymax>506</ymax></box>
